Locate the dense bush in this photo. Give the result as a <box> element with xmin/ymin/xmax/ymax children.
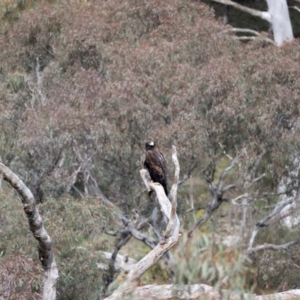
<box><xmin>1</xmin><ymin>0</ymin><xmax>300</xmax><ymax>298</ymax></box>
<box><xmin>0</xmin><ymin>192</ymin><xmax>117</xmax><ymax>299</ymax></box>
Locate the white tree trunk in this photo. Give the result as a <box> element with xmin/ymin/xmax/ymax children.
<box><xmin>212</xmin><ymin>0</ymin><xmax>294</xmax><ymax>46</ymax></box>
<box><xmin>266</xmin><ymin>0</ymin><xmax>294</xmax><ymax>46</ymax></box>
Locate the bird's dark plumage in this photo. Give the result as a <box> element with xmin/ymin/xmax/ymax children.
<box><xmin>144</xmin><ymin>140</ymin><xmax>168</xmax><ymax>196</ymax></box>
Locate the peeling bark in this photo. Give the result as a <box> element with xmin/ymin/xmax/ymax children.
<box><xmin>0</xmin><ymin>162</ymin><xmax>58</xmax><ymax>300</ymax></box>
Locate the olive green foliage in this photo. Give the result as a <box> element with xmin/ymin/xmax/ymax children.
<box><xmin>173</xmin><ymin>234</ymin><xmax>252</xmax><ymax>292</ymax></box>
<box><xmin>249</xmin><ymin>224</ymin><xmax>300</xmax><ymax>291</ymax></box>
<box><xmin>0</xmin><ymin>189</ymin><xmax>118</xmax><ymax>299</ymax></box>
<box><xmin>0</xmin><ymin>253</ymin><xmax>43</xmax><ymax>300</ymax></box>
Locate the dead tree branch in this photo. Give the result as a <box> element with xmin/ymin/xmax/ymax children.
<box><xmin>98</xmin><ymin>252</ymin><xmax>137</xmax><ymax>273</ymax></box>
<box><xmin>247</xmin><ymin>196</ymin><xmax>295</xmax><ymax>253</ymax></box>
<box><xmin>223</xmin><ymin>28</ymin><xmax>275</xmax><ymax>45</ymax></box>
<box><xmin>164</xmin><ymin>145</ymin><xmax>179</xmax><ymax>240</ymax></box>
<box><xmin>290</xmin><ymin>6</ymin><xmax>300</xmax><ymax>13</ymax></box>
<box><xmin>105</xmin><ymin>146</ymin><xmax>180</xmax><ymax>300</ymax></box>
<box><xmin>211</xmin><ymin>0</ymin><xmax>271</xmax><ymax>21</ymax></box>
<box><xmin>178</xmin><ymin>160</ymin><xmax>198</xmax><ymax>186</ymax></box>
<box><xmin>104</xmin><ymin>211</ymin><xmax>174</xmax><ymax>290</ymax></box>
<box><xmin>119</xmin><ymin>284</ymin><xmax>300</xmax><ymax>300</ymax></box>
<box><xmin>248</xmin><ymin>238</ymin><xmax>300</xmax><ymax>254</ymax></box>
<box><xmin>0</xmin><ymin>162</ymin><xmax>58</xmax><ymax>300</ymax></box>
<box><xmin>188</xmin><ymin>157</ymin><xmax>238</xmax><ymax>237</ymax></box>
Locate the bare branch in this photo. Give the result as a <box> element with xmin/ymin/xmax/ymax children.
<box><xmin>247</xmin><ymin>197</ymin><xmax>294</xmax><ymax>251</ymax></box>
<box><xmin>224</xmin><ymin>193</ymin><xmax>250</xmax><ymax>206</ymax></box>
<box><xmin>0</xmin><ymin>162</ymin><xmax>58</xmax><ymax>300</ymax></box>
<box><xmin>252</xmin><ymin>173</ymin><xmax>266</xmax><ymax>185</ymax></box>
<box><xmin>248</xmin><ymin>238</ymin><xmax>300</xmax><ymax>254</ymax></box>
<box><xmin>185</xmin><ymin>205</ymin><xmax>206</xmax><ymax>213</ymax></box>
<box><xmin>104</xmin><ymin>230</ymin><xmax>119</xmax><ymax>237</ymax></box>
<box><xmin>222</xmin><ymin>28</ymin><xmax>276</xmax><ymax>45</ymax></box>
<box><xmin>100</xmin><ymin>252</ymin><xmax>137</xmax><ymax>269</ymax></box>
<box><xmin>234</xmin><ymin>36</ymin><xmax>275</xmax><ymax>45</ymax></box>
<box><xmin>221</xmin><ymin>183</ymin><xmax>237</xmax><ymax>193</ymax></box>
<box><xmin>256</xmin><ymin>197</ymin><xmax>294</xmax><ymax>227</ymax></box>
<box><xmin>65</xmin><ymin>165</ymin><xmax>81</xmax><ymax>193</ymax></box>
<box><xmin>89</xmin><ymin>174</ymin><xmax>116</xmax><ymax>208</ymax></box>
<box><xmin>105</xmin><ymin>146</ymin><xmax>180</xmax><ymax>300</ymax></box>
<box><xmin>104</xmin><ymin>231</ymin><xmax>132</xmax><ymax>290</ymax></box>
<box><xmin>164</xmin><ymin>145</ymin><xmax>179</xmax><ymax>239</ymax></box>
<box><xmin>211</xmin><ymin>0</ymin><xmax>271</xmax><ymax>21</ymax></box>
<box><xmin>188</xmin><ymin>156</ymin><xmax>239</xmax><ymax>237</ymax></box>
<box><xmin>290</xmin><ymin>6</ymin><xmax>300</xmax><ymax>13</ymax></box>
<box><xmin>188</xmin><ymin>210</ymin><xmax>213</xmax><ymax>237</ymax></box>
<box><xmin>120</xmin><ymin>216</ymin><xmax>158</xmax><ymax>248</ymax></box>
<box><xmin>178</xmin><ymin>161</ymin><xmax>198</xmax><ymax>186</ymax></box>
<box><xmin>217</xmin><ymin>156</ymin><xmax>238</xmax><ymax>190</ymax></box>
<box><xmin>228</xmin><ymin>27</ymin><xmax>261</xmax><ymax>36</ymax></box>
<box><xmin>71</xmin><ymin>185</ymin><xmax>84</xmax><ymax>199</ymax></box>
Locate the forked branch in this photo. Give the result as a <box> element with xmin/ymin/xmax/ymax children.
<box><xmin>105</xmin><ymin>146</ymin><xmax>180</xmax><ymax>300</ymax></box>
<box><xmin>188</xmin><ymin>156</ymin><xmax>238</xmax><ymax>237</ymax></box>
<box><xmin>247</xmin><ymin>196</ymin><xmax>296</xmax><ymax>254</ymax></box>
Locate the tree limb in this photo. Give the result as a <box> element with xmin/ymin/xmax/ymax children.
<box><xmin>105</xmin><ymin>146</ymin><xmax>180</xmax><ymax>300</ymax></box>
<box><xmin>178</xmin><ymin>160</ymin><xmax>197</xmax><ymax>186</ymax></box>
<box><xmin>247</xmin><ymin>197</ymin><xmax>295</xmax><ymax>251</ymax></box>
<box><xmin>290</xmin><ymin>6</ymin><xmax>300</xmax><ymax>13</ymax></box>
<box><xmin>247</xmin><ymin>238</ymin><xmax>300</xmax><ymax>254</ymax></box>
<box><xmin>113</xmin><ymin>284</ymin><xmax>300</xmax><ymax>300</ymax></box>
<box><xmin>0</xmin><ymin>162</ymin><xmax>58</xmax><ymax>300</ymax></box>
<box><xmin>210</xmin><ymin>0</ymin><xmax>271</xmax><ymax>22</ymax></box>
<box><xmin>164</xmin><ymin>145</ymin><xmax>179</xmax><ymax>240</ymax></box>
<box><xmin>98</xmin><ymin>252</ymin><xmax>137</xmax><ymax>272</ymax></box>
<box><xmin>188</xmin><ymin>156</ymin><xmax>238</xmax><ymax>237</ymax></box>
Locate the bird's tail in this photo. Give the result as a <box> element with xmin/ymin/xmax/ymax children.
<box><xmin>164</xmin><ymin>185</ymin><xmax>168</xmax><ymax>197</ymax></box>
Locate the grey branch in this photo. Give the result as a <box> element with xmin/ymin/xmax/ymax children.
<box><xmin>211</xmin><ymin>0</ymin><xmax>271</xmax><ymax>21</ymax></box>
<box><xmin>248</xmin><ymin>239</ymin><xmax>300</xmax><ymax>254</ymax></box>
<box><xmin>105</xmin><ymin>146</ymin><xmax>180</xmax><ymax>300</ymax></box>
<box><xmin>224</xmin><ymin>193</ymin><xmax>250</xmax><ymax>206</ymax></box>
<box><xmin>247</xmin><ymin>197</ymin><xmax>295</xmax><ymax>251</ymax></box>
<box><xmin>120</xmin><ymin>216</ymin><xmax>158</xmax><ymax>249</ymax></box>
<box><xmin>228</xmin><ymin>28</ymin><xmax>260</xmax><ymax>36</ymax></box>
<box><xmin>0</xmin><ymin>162</ymin><xmax>58</xmax><ymax>300</ymax></box>
<box><xmin>234</xmin><ymin>36</ymin><xmax>275</xmax><ymax>45</ymax></box>
<box><xmin>164</xmin><ymin>145</ymin><xmax>180</xmax><ymax>239</ymax></box>
<box><xmin>188</xmin><ymin>156</ymin><xmax>239</xmax><ymax>237</ymax></box>
<box><xmin>178</xmin><ymin>161</ymin><xmax>198</xmax><ymax>186</ymax></box>
<box><xmin>217</xmin><ymin>156</ymin><xmax>238</xmax><ymax>190</ymax></box>
<box><xmin>98</xmin><ymin>252</ymin><xmax>137</xmax><ymax>273</ymax></box>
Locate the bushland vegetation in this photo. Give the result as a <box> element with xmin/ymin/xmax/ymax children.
<box><xmin>1</xmin><ymin>0</ymin><xmax>300</xmax><ymax>299</ymax></box>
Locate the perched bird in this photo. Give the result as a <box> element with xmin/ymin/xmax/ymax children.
<box><xmin>144</xmin><ymin>140</ymin><xmax>168</xmax><ymax>197</ymax></box>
